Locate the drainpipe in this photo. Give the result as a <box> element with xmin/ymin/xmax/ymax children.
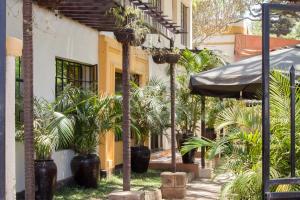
<box><xmin>0</xmin><ymin>0</ymin><xmax>6</xmax><ymax>198</ymax></box>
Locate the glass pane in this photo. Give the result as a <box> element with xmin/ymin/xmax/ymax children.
<box><xmin>56</xmin><ymin>78</ymin><xmax>63</xmax><ymax>96</ymax></box>
<box><xmin>15</xmin><ymin>57</ymin><xmax>21</xmax><ymax>79</ymax></box>
<box><xmin>115</xmin><ymin>72</ymin><xmax>122</xmax><ymax>95</ymax></box>
<box><xmin>63</xmin><ymin>61</ymin><xmax>68</xmax><ymax>79</ymax></box>
<box><xmin>68</xmin><ymin>65</ymin><xmax>75</xmax><ymax>81</ymax></box>
<box><xmin>56</xmin><ymin>59</ymin><xmax>63</xmax><ymax>78</ymax></box>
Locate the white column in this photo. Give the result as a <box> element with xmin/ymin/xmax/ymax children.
<box><xmin>6</xmin><ymin>37</ymin><xmax>22</xmax><ymax>200</ymax></box>
<box><xmin>5</xmin><ymin>55</ymin><xmax>16</xmax><ymax>200</ymax></box>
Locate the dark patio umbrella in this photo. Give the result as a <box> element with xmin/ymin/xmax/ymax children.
<box><xmin>190</xmin><ymin>46</ymin><xmax>300</xmax><ymax>99</ymax></box>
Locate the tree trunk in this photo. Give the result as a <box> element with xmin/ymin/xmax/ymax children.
<box><xmin>23</xmin><ymin>0</ymin><xmax>35</xmax><ymax>199</ymax></box>
<box><xmin>170</xmin><ymin>63</ymin><xmax>176</xmax><ymax>173</ymax></box>
<box><xmin>122</xmin><ymin>43</ymin><xmax>131</xmax><ymax>191</ymax></box>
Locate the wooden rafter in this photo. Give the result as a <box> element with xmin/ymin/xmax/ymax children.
<box><xmin>34</xmin><ymin>0</ymin><xmax>182</xmax><ymax>35</ymax></box>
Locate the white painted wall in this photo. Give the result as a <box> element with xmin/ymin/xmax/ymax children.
<box><xmin>199</xmin><ymin>35</ymin><xmax>236</xmax><ymax>63</ymax></box>
<box><xmin>7</xmin><ymin>0</ymin><xmax>99</xmax><ymax>192</ymax></box>
<box><xmin>7</xmin><ymin>0</ymin><xmax>99</xmax><ymax>102</ymax></box>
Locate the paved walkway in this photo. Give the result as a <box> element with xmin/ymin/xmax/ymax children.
<box><xmin>185</xmin><ymin>173</ymin><xmax>233</xmax><ymax>200</ymax></box>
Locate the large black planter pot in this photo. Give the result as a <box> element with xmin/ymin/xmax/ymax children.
<box><xmin>71</xmin><ymin>154</ymin><xmax>100</xmax><ymax>188</ymax></box>
<box><xmin>35</xmin><ymin>160</ymin><xmax>57</xmax><ymax>200</ymax></box>
<box><xmin>165</xmin><ymin>53</ymin><xmax>181</xmax><ymax>64</ymax></box>
<box><xmin>204</xmin><ymin>128</ymin><xmax>217</xmax><ymax>140</ymax></box>
<box><xmin>131</xmin><ymin>146</ymin><xmax>151</xmax><ymax>173</ymax></box>
<box><xmin>152</xmin><ymin>54</ymin><xmax>166</xmax><ymax>64</ymax></box>
<box><xmin>114</xmin><ymin>28</ymin><xmax>135</xmax><ymax>44</ymax></box>
<box><xmin>179</xmin><ymin>134</ymin><xmax>197</xmax><ymax>164</ymax></box>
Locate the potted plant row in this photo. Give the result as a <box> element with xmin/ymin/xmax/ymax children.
<box><xmin>16</xmin><ymin>99</ymin><xmax>74</xmax><ymax>200</ymax></box>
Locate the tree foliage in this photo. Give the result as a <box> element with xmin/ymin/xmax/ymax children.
<box><xmin>182</xmin><ymin>71</ymin><xmax>300</xmax><ymax>199</ymax></box>
<box><xmin>176</xmin><ymin>49</ymin><xmax>224</xmax><ymax>134</ymax></box>
<box><xmin>192</xmin><ymin>0</ymin><xmax>260</xmax><ymax>45</ymax></box>
<box><xmin>193</xmin><ymin>0</ymin><xmax>300</xmax><ymax>45</ymax></box>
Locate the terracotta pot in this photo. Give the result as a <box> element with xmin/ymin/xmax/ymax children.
<box><xmin>37</xmin><ymin>0</ymin><xmax>62</xmax><ymax>8</ymax></box>
<box><xmin>165</xmin><ymin>53</ymin><xmax>181</xmax><ymax>64</ymax></box>
<box><xmin>152</xmin><ymin>54</ymin><xmax>166</xmax><ymax>64</ymax></box>
<box><xmin>35</xmin><ymin>160</ymin><xmax>57</xmax><ymax>200</ymax></box>
<box><xmin>131</xmin><ymin>146</ymin><xmax>151</xmax><ymax>173</ymax></box>
<box><xmin>114</xmin><ymin>28</ymin><xmax>135</xmax><ymax>44</ymax></box>
<box><xmin>71</xmin><ymin>154</ymin><xmax>100</xmax><ymax>188</ymax></box>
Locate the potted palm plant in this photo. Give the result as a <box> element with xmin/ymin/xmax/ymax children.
<box><xmin>109</xmin><ymin>6</ymin><xmax>150</xmax><ymax>46</ymax></box>
<box><xmin>128</xmin><ymin>79</ymin><xmax>170</xmax><ymax>173</ymax></box>
<box><xmin>176</xmin><ymin>49</ymin><xmax>224</xmax><ymax>163</ymax></box>
<box><xmin>55</xmin><ymin>86</ymin><xmax>116</xmax><ymax>188</ymax></box>
<box><xmin>16</xmin><ymin>99</ymin><xmax>74</xmax><ymax>200</ymax></box>
<box><xmin>176</xmin><ymin>83</ymin><xmax>201</xmax><ymax>164</ymax></box>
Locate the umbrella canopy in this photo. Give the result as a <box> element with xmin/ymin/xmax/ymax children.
<box><xmin>189</xmin><ymin>46</ymin><xmax>300</xmax><ymax>99</ymax></box>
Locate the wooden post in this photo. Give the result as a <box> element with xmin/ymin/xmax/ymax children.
<box><xmin>122</xmin><ymin>42</ymin><xmax>131</xmax><ymax>191</ymax></box>
<box><xmin>23</xmin><ymin>0</ymin><xmax>35</xmax><ymax>199</ymax></box>
<box><xmin>170</xmin><ymin>40</ymin><xmax>176</xmax><ymax>173</ymax></box>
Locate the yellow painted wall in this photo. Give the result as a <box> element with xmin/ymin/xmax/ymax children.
<box><xmin>222</xmin><ymin>25</ymin><xmax>247</xmax><ymax>35</ymax></box>
<box><xmin>98</xmin><ymin>35</ymin><xmax>149</xmax><ymax>171</ymax></box>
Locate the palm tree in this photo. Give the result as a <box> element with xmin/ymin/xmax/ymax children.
<box><xmin>177</xmin><ymin>49</ymin><xmax>224</xmax><ymax>167</ymax></box>
<box><xmin>23</xmin><ymin>0</ymin><xmax>35</xmax><ymax>199</ymax></box>
<box><xmin>181</xmin><ymin>71</ymin><xmax>300</xmax><ymax>199</ymax></box>
<box><xmin>16</xmin><ymin>99</ymin><xmax>74</xmax><ymax>159</ymax></box>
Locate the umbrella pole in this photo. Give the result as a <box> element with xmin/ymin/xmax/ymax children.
<box><xmin>201</xmin><ymin>96</ymin><xmax>206</xmax><ymax>169</ymax></box>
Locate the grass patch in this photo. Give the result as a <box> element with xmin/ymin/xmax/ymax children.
<box><xmin>54</xmin><ymin>170</ymin><xmax>162</xmax><ymax>200</ymax></box>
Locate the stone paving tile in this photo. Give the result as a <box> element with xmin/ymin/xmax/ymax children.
<box><xmin>184</xmin><ymin>173</ymin><xmax>233</xmax><ymax>200</ymax></box>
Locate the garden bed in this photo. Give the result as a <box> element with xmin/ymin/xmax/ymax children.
<box><xmin>54</xmin><ymin>170</ymin><xmax>162</xmax><ymax>200</ymax></box>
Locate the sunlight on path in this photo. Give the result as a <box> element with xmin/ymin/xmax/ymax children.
<box><xmin>185</xmin><ymin>173</ymin><xmax>232</xmax><ymax>200</ymax></box>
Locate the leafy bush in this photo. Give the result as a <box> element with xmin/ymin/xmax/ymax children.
<box><xmin>16</xmin><ymin>99</ymin><xmax>74</xmax><ymax>160</ymax></box>
<box><xmin>55</xmin><ymin>86</ymin><xmax>118</xmax><ymax>155</ymax></box>
<box><xmin>182</xmin><ymin>71</ymin><xmax>300</xmax><ymax>199</ymax></box>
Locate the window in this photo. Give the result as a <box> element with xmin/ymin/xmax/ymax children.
<box><xmin>114</xmin><ymin>72</ymin><xmax>140</xmax><ymax>141</ymax></box>
<box><xmin>181</xmin><ymin>3</ymin><xmax>188</xmax><ymax>46</ymax></box>
<box><xmin>115</xmin><ymin>72</ymin><xmax>140</xmax><ymax>95</ymax></box>
<box><xmin>55</xmin><ymin>58</ymin><xmax>98</xmax><ymax>97</ymax></box>
<box><xmin>151</xmin><ymin>0</ymin><xmax>162</xmax><ymax>11</ymax></box>
<box><xmin>16</xmin><ymin>57</ymin><xmax>23</xmax><ymax>125</ymax></box>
